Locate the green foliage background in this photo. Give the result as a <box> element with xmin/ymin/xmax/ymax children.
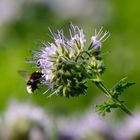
<box><xmin>0</xmin><ymin>0</ymin><xmax>139</xmax><ymax>118</ymax></box>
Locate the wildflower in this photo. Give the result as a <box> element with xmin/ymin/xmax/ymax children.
<box><xmin>115</xmin><ymin>112</ymin><xmax>140</xmax><ymax>140</ymax></box>
<box><xmin>0</xmin><ymin>100</ymin><xmax>52</xmax><ymax>140</ymax></box>
<box><xmin>31</xmin><ymin>23</ymin><xmax>109</xmax><ymax>98</ymax></box>
<box><xmin>26</xmin><ymin>23</ymin><xmax>134</xmax><ymax>117</ymax></box>
<box><xmin>57</xmin><ymin>110</ymin><xmax>114</xmax><ymax>140</ymax></box>
<box><xmin>91</xmin><ymin>27</ymin><xmax>110</xmax><ymax>52</ymax></box>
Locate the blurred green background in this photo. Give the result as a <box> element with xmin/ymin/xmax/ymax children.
<box><xmin>0</xmin><ymin>0</ymin><xmax>139</xmax><ymax>118</ymax></box>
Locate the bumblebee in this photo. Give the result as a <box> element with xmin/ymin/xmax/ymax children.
<box><xmin>26</xmin><ymin>71</ymin><xmax>43</xmax><ymax>94</ymax></box>
<box><xmin>19</xmin><ymin>71</ymin><xmax>43</xmax><ymax>94</ymax></box>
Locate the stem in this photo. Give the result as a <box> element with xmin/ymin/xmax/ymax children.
<box><xmin>95</xmin><ymin>81</ymin><xmax>133</xmax><ymax>117</ymax></box>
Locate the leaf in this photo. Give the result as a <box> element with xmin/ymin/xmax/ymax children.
<box><xmin>96</xmin><ymin>101</ymin><xmax>119</xmax><ymax>116</ymax></box>
<box><xmin>111</xmin><ymin>77</ymin><xmax>135</xmax><ymax>98</ymax></box>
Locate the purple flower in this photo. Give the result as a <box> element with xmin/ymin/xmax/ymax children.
<box><xmin>91</xmin><ymin>27</ymin><xmax>110</xmax><ymax>52</ymax></box>
<box><xmin>30</xmin><ymin>24</ymin><xmax>109</xmax><ymax>97</ymax></box>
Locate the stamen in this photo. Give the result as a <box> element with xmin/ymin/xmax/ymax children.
<box><xmin>96</xmin><ymin>26</ymin><xmax>103</xmax><ymax>38</ymax></box>
<box><xmin>43</xmin><ymin>88</ymin><xmax>50</xmax><ymax>95</ymax></box>
<box><xmin>47</xmin><ymin>91</ymin><xmax>57</xmax><ymax>98</ymax></box>
<box><xmin>48</xmin><ymin>27</ymin><xmax>54</xmax><ymax>37</ymax></box>
<box><xmin>42</xmin><ymin>43</ymin><xmax>48</xmax><ymax>48</ymax></box>
<box><xmin>102</xmin><ymin>32</ymin><xmax>110</xmax><ymax>42</ymax></box>
<box><xmin>95</xmin><ymin>29</ymin><xmax>97</xmax><ymax>36</ymax></box>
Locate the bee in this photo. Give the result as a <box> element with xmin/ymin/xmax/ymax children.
<box><xmin>26</xmin><ymin>71</ymin><xmax>43</xmax><ymax>94</ymax></box>
<box><xmin>18</xmin><ymin>71</ymin><xmax>43</xmax><ymax>94</ymax></box>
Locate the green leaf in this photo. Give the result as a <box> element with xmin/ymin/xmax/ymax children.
<box><xmin>111</xmin><ymin>77</ymin><xmax>135</xmax><ymax>98</ymax></box>
<box><xmin>96</xmin><ymin>101</ymin><xmax>119</xmax><ymax>116</ymax></box>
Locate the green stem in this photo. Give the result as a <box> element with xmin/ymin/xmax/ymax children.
<box><xmin>95</xmin><ymin>81</ymin><xmax>133</xmax><ymax>117</ymax></box>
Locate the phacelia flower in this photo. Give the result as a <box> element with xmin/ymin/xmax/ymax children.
<box><xmin>31</xmin><ymin>23</ymin><xmax>110</xmax><ymax>97</ymax></box>
<box><xmin>91</xmin><ymin>27</ymin><xmax>110</xmax><ymax>52</ymax></box>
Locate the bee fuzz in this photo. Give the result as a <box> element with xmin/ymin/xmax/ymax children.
<box><xmin>27</xmin><ymin>85</ymin><xmax>33</xmax><ymax>94</ymax></box>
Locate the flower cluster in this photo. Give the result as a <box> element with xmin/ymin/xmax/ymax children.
<box><xmin>30</xmin><ymin>24</ymin><xmax>109</xmax><ymax>97</ymax></box>
<box><xmin>26</xmin><ymin>23</ymin><xmax>134</xmax><ymax>116</ymax></box>
<box><xmin>32</xmin><ymin>23</ymin><xmax>110</xmax><ymax>98</ymax></box>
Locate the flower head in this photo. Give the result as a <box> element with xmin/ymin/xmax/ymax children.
<box><xmin>31</xmin><ymin>24</ymin><xmax>109</xmax><ymax>97</ymax></box>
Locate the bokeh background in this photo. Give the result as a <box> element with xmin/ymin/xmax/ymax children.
<box><xmin>0</xmin><ymin>0</ymin><xmax>140</xmax><ymax>140</ymax></box>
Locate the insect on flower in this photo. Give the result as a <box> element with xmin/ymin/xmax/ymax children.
<box><xmin>25</xmin><ymin>23</ymin><xmax>110</xmax><ymax>97</ymax></box>
<box><xmin>21</xmin><ymin>23</ymin><xmax>135</xmax><ymax>117</ymax></box>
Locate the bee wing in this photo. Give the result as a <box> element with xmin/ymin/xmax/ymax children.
<box><xmin>18</xmin><ymin>70</ymin><xmax>31</xmax><ymax>81</ymax></box>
